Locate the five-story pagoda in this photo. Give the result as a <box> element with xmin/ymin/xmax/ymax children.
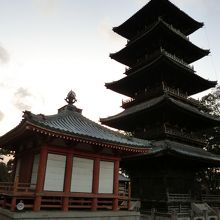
<box><xmin>101</xmin><ymin>0</ymin><xmax>220</xmax><ymax>213</ymax></box>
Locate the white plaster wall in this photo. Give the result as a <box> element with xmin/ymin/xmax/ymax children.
<box><xmin>98</xmin><ymin>161</ymin><xmax>114</xmax><ymax>193</ymax></box>
<box><xmin>44</xmin><ymin>153</ymin><xmax>66</xmax><ymax>191</ymax></box>
<box><xmin>71</xmin><ymin>157</ymin><xmax>94</xmax><ymax>193</ymax></box>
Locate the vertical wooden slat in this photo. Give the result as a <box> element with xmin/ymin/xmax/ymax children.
<box><xmin>91</xmin><ymin>158</ymin><xmax>100</xmax><ymax>211</ymax></box>
<box><xmin>10</xmin><ymin>176</ymin><xmax>19</xmax><ymax>211</ymax></box>
<box><xmin>33</xmin><ymin>146</ymin><xmax>48</xmax><ymax>211</ymax></box>
<box><xmin>113</xmin><ymin>159</ymin><xmax>119</xmax><ymax>211</ymax></box>
<box><xmin>63</xmin><ymin>152</ymin><xmax>73</xmax><ymax>211</ymax></box>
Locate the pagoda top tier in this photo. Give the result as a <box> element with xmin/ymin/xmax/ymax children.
<box><xmin>113</xmin><ymin>0</ymin><xmax>203</xmax><ymax>40</ymax></box>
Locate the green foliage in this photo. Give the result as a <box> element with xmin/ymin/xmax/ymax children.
<box><xmin>0</xmin><ymin>162</ymin><xmax>8</xmax><ymax>181</ymax></box>
<box><xmin>200</xmin><ymin>85</ymin><xmax>220</xmax><ymax>116</ymax></box>
<box><xmin>0</xmin><ymin>148</ymin><xmax>14</xmax><ymax>182</ymax></box>
<box><xmin>0</xmin><ymin>160</ymin><xmax>12</xmax><ymax>182</ymax></box>
<box><xmin>199</xmin><ymin>85</ymin><xmax>220</xmax><ymax>193</ymax></box>
<box><xmin>0</xmin><ymin>148</ymin><xmax>13</xmax><ymax>160</ymax></box>
<box><xmin>201</xmin><ymin>86</ymin><xmax>220</xmax><ymax>154</ymax></box>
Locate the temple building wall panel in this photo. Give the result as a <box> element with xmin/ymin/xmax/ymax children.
<box><xmin>71</xmin><ymin>157</ymin><xmax>94</xmax><ymax>193</ymax></box>
<box><xmin>44</xmin><ymin>153</ymin><xmax>66</xmax><ymax>191</ymax></box>
<box><xmin>98</xmin><ymin>161</ymin><xmax>114</xmax><ymax>193</ymax></box>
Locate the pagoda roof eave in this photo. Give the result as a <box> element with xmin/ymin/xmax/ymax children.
<box><xmin>111</xmin><ymin>20</ymin><xmax>209</xmax><ymax>66</ymax></box>
<box><xmin>105</xmin><ymin>54</ymin><xmax>217</xmax><ymax>97</ymax></box>
<box><xmin>100</xmin><ymin>95</ymin><xmax>220</xmax><ymax>128</ymax></box>
<box><xmin>113</xmin><ymin>0</ymin><xmax>203</xmax><ymax>39</ymax></box>
<box><xmin>0</xmin><ymin>108</ymin><xmax>151</xmax><ymax>153</ymax></box>
<box><xmin>122</xmin><ymin>140</ymin><xmax>220</xmax><ymax>166</ymax></box>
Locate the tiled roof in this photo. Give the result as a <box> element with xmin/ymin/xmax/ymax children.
<box><xmin>106</xmin><ymin>53</ymin><xmax>216</xmax><ymax>97</ymax></box>
<box><xmin>21</xmin><ymin>104</ymin><xmax>151</xmax><ymax>149</ymax></box>
<box><xmin>124</xmin><ymin>140</ymin><xmax>220</xmax><ymax>165</ymax></box>
<box><xmin>101</xmin><ymin>95</ymin><xmax>220</xmax><ymax>125</ymax></box>
<box><xmin>113</xmin><ymin>0</ymin><xmax>203</xmax><ymax>39</ymax></box>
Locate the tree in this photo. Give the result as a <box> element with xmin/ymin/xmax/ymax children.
<box><xmin>0</xmin><ymin>148</ymin><xmax>14</xmax><ymax>182</ymax></box>
<box><xmin>0</xmin><ymin>162</ymin><xmax>10</xmax><ymax>182</ymax></box>
<box><xmin>200</xmin><ymin>86</ymin><xmax>220</xmax><ymax>153</ymax></box>
<box><xmin>200</xmin><ymin>85</ymin><xmax>220</xmax><ymax>117</ymax></box>
<box><xmin>198</xmin><ymin>85</ymin><xmax>220</xmax><ymax>193</ymax></box>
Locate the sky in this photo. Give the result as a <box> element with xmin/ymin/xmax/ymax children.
<box><xmin>0</xmin><ymin>0</ymin><xmax>220</xmax><ymax>135</ymax></box>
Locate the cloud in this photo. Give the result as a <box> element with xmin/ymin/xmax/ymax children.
<box><xmin>98</xmin><ymin>18</ymin><xmax>125</xmax><ymax>44</ymax></box>
<box><xmin>13</xmin><ymin>87</ymin><xmax>33</xmax><ymax>111</ymax></box>
<box><xmin>0</xmin><ymin>111</ymin><xmax>4</xmax><ymax>121</ymax></box>
<box><xmin>33</xmin><ymin>0</ymin><xmax>59</xmax><ymax>16</ymax></box>
<box><xmin>0</xmin><ymin>45</ymin><xmax>9</xmax><ymax>64</ymax></box>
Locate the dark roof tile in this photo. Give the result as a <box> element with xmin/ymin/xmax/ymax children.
<box><xmin>25</xmin><ymin>105</ymin><xmax>151</xmax><ymax>149</ymax></box>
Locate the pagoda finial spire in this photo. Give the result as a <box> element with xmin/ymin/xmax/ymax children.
<box><xmin>65</xmin><ymin>90</ymin><xmax>77</xmax><ymax>105</ymax></box>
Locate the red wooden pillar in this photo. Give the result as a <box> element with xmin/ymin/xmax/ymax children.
<box><xmin>33</xmin><ymin>146</ymin><xmax>48</xmax><ymax>211</ymax></box>
<box><xmin>11</xmin><ymin>198</ymin><xmax>17</xmax><ymax>212</ymax></box>
<box><xmin>91</xmin><ymin>158</ymin><xmax>100</xmax><ymax>211</ymax></box>
<box><xmin>112</xmin><ymin>159</ymin><xmax>119</xmax><ymax>211</ymax></box>
<box><xmin>62</xmin><ymin>152</ymin><xmax>73</xmax><ymax>211</ymax></box>
<box><xmin>10</xmin><ymin>176</ymin><xmax>19</xmax><ymax>211</ymax></box>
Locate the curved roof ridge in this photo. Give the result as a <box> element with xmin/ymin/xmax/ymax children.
<box><xmin>123</xmin><ymin>139</ymin><xmax>220</xmax><ymax>165</ymax></box>
<box><xmin>111</xmin><ymin>20</ymin><xmax>209</xmax><ymax>63</ymax></box>
<box><xmin>101</xmin><ymin>95</ymin><xmax>220</xmax><ymax>125</ymax></box>
<box><xmin>113</xmin><ymin>0</ymin><xmax>203</xmax><ymax>39</ymax></box>
<box><xmin>0</xmin><ymin>108</ymin><xmax>151</xmax><ymax>149</ymax></box>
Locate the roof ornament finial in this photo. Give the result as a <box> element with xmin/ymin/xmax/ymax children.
<box><xmin>65</xmin><ymin>90</ymin><xmax>77</xmax><ymax>105</ymax></box>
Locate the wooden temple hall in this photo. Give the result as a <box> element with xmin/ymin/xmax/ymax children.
<box><xmin>0</xmin><ymin>90</ymin><xmax>150</xmax><ymax>212</ymax></box>
<box><xmin>1</xmin><ymin>0</ymin><xmax>220</xmax><ymax>219</ymax></box>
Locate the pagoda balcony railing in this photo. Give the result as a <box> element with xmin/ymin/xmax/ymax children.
<box><xmin>161</xmin><ymin>49</ymin><xmax>194</xmax><ymax>71</ymax></box>
<box><xmin>161</xmin><ymin>18</ymin><xmax>189</xmax><ymax>41</ymax></box>
<box><xmin>164</xmin><ymin>124</ymin><xmax>206</xmax><ymax>145</ymax></box>
<box><xmin>167</xmin><ymin>193</ymin><xmax>191</xmax><ymax>202</ymax></box>
<box><xmin>124</xmin><ymin>49</ymin><xmax>161</xmax><ymax>75</ymax></box>
<box><xmin>122</xmin><ymin>84</ymin><xmax>202</xmax><ymax>109</ymax></box>
<box><xmin>135</xmin><ymin>124</ymin><xmax>206</xmax><ymax>145</ymax></box>
<box><xmin>124</xmin><ymin>47</ymin><xmax>194</xmax><ymax>75</ymax></box>
<box><xmin>163</xmin><ymin>84</ymin><xmax>205</xmax><ymax>109</ymax></box>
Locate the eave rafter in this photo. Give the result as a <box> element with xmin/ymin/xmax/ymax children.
<box><xmin>24</xmin><ymin>123</ymin><xmax>149</xmax><ymax>154</ymax></box>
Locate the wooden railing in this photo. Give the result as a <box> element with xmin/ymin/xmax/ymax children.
<box><xmin>0</xmin><ymin>182</ymin><xmax>14</xmax><ymax>192</ymax></box>
<box><xmin>124</xmin><ymin>49</ymin><xmax>161</xmax><ymax>75</ymax></box>
<box><xmin>0</xmin><ymin>181</ymin><xmax>130</xmax><ymax>211</ymax></box>
<box><xmin>124</xmin><ymin>46</ymin><xmax>194</xmax><ymax>76</ymax></box>
<box><xmin>122</xmin><ymin>84</ymin><xmax>203</xmax><ymax>110</ymax></box>
<box><xmin>161</xmin><ymin>49</ymin><xmax>194</xmax><ymax>71</ymax></box>
<box><xmin>135</xmin><ymin>124</ymin><xmax>206</xmax><ymax>145</ymax></box>
<box><xmin>0</xmin><ymin>182</ymin><xmax>36</xmax><ymax>194</ymax></box>
<box><xmin>164</xmin><ymin>124</ymin><xmax>206</xmax><ymax>145</ymax></box>
<box><xmin>167</xmin><ymin>193</ymin><xmax>191</xmax><ymax>202</ymax></box>
<box><xmin>202</xmin><ymin>194</ymin><xmax>220</xmax><ymax>202</ymax></box>
<box><xmin>167</xmin><ymin>193</ymin><xmax>191</xmax><ymax>214</ymax></box>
